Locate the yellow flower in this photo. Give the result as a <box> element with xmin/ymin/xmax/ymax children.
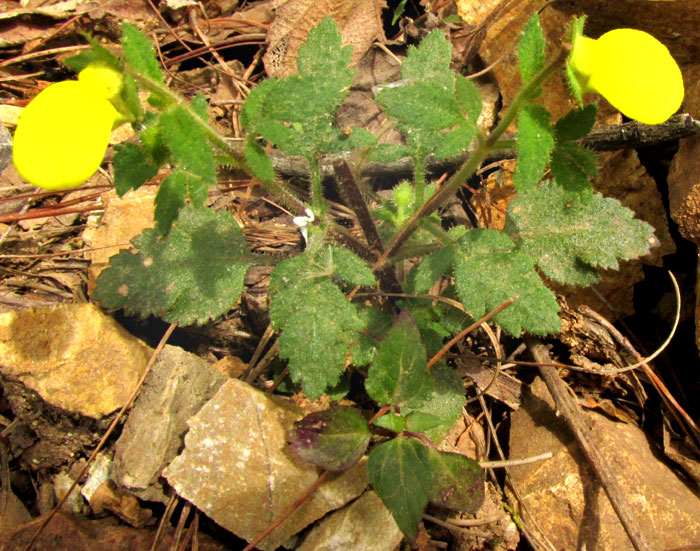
<box><xmin>12</xmin><ymin>63</ymin><xmax>124</xmax><ymax>190</ymax></box>
<box><xmin>569</xmin><ymin>28</ymin><xmax>683</xmax><ymax>125</ymax></box>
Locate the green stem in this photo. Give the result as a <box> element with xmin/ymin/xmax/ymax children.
<box><xmin>308</xmin><ymin>157</ymin><xmax>325</xmax><ymax>216</ymax></box>
<box><xmin>373</xmin><ymin>50</ymin><xmax>567</xmax><ymax>270</ymax></box>
<box><xmin>126</xmin><ymin>67</ymin><xmax>307</xmax><ymax>214</ymax></box>
<box><xmin>126</xmin><ymin>69</ymin><xmax>241</xmax><ymax>161</ymax></box>
<box><xmin>414</xmin><ymin>152</ymin><xmax>426</xmax><ymax>206</ymax></box>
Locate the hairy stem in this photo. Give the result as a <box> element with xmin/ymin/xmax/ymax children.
<box><xmin>372</xmin><ymin>49</ymin><xmax>567</xmax><ymax>271</ymax></box>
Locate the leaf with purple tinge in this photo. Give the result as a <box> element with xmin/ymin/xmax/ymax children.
<box><xmin>289</xmin><ymin>406</ymin><xmax>370</xmax><ymax>472</ymax></box>
<box><xmin>426</xmin><ymin>448</ymin><xmax>484</xmax><ymax>511</ymax></box>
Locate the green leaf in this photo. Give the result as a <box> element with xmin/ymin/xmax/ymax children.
<box><xmin>377</xmin><ymin>81</ymin><xmax>463</xmax><ymax>133</ymax></box>
<box><xmin>513</xmin><ymin>105</ymin><xmax>554</xmax><ymax>192</ymax></box>
<box><xmin>244</xmin><ymin>138</ymin><xmax>275</xmax><ymax>183</ymax></box>
<box><xmin>392</xmin><ymin>0</ymin><xmax>409</xmax><ymax>25</ymax></box>
<box><xmin>191</xmin><ymin>92</ymin><xmax>208</xmax><ymax>121</ymax></box>
<box><xmin>554</xmin><ymin>104</ymin><xmax>597</xmax><ymax>142</ymax></box>
<box><xmin>154</xmin><ymin>171</ymin><xmax>187</xmax><ymax>235</ymax></box>
<box><xmin>518</xmin><ymin>13</ymin><xmax>546</xmax><ymax>82</ymax></box>
<box><xmin>401</xmin><ymin>30</ymin><xmax>454</xmax><ymax>92</ymax></box>
<box><xmin>550</xmin><ymin>143</ymin><xmax>597</xmax><ymax>196</ymax></box>
<box><xmin>289</xmin><ymin>406</ymin><xmax>370</xmax><ymax>472</ymax></box>
<box><xmin>122</xmin><ymin>74</ymin><xmax>143</xmax><ymax>119</ymax></box>
<box><xmin>403</xmin><ymin>364</ymin><xmax>466</xmax><ymax>442</ymax></box>
<box><xmin>121</xmin><ymin>23</ymin><xmax>163</xmax><ymax>82</ymax></box>
<box><xmin>317</xmin><ymin>246</ymin><xmax>376</xmax><ymax>287</ymax></box>
<box><xmin>65</xmin><ymin>33</ymin><xmax>120</xmax><ymax>72</ymax></box>
<box><xmin>270</xmin><ymin>253</ymin><xmax>365</xmax><ymax>399</ymax></box>
<box><xmin>94</xmin><ymin>206</ymin><xmax>254</xmax><ymax>325</ymax></box>
<box><xmin>450</xmin><ymin>228</ymin><xmax>561</xmax><ymax>335</ymax></box>
<box><xmin>159</xmin><ymin>106</ymin><xmax>216</xmax><ymax>185</ymax></box>
<box><xmin>434</xmin><ymin>123</ymin><xmax>477</xmax><ymax>159</ymax></box>
<box><xmin>297</xmin><ymin>16</ymin><xmax>353</xmax><ymax>77</ymax></box>
<box><xmin>426</xmin><ymin>448</ymin><xmax>484</xmax><ymax>511</ymax></box>
<box><xmin>411</xmin><ymin>247</ymin><xmax>453</xmax><ymax>293</ymax></box>
<box><xmin>367</xmin><ymin>144</ymin><xmax>414</xmax><ymax>163</ymax></box>
<box><xmin>241</xmin><ymin>18</ymin><xmax>356</xmax><ymax>159</ymax></box>
<box><xmin>455</xmin><ymin>74</ymin><xmax>482</xmax><ymax>123</ymax></box>
<box><xmin>506</xmin><ymin>180</ymin><xmax>656</xmax><ymax>286</ymax></box>
<box><xmin>113</xmin><ymin>143</ymin><xmax>160</xmax><ymax>196</ymax></box>
<box><xmin>365</xmin><ymin>312</ymin><xmax>433</xmax><ymax>407</ymax></box>
<box><xmin>372</xmin><ymin>413</ymin><xmax>407</xmax><ymax>433</ymax></box>
<box><xmin>349</xmin><ymin>304</ymin><xmax>391</xmax><ymax>366</ymax></box>
<box><xmin>367</xmin><ymin>436</ymin><xmax>431</xmax><ymax>539</ymax></box>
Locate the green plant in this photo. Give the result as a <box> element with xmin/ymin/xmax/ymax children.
<box><xmin>13</xmin><ymin>14</ymin><xmax>678</xmax><ymax>540</ymax></box>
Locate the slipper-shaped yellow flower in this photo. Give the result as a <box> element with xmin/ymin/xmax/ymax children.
<box><xmin>12</xmin><ymin>63</ymin><xmax>124</xmax><ymax>190</ymax></box>
<box><xmin>569</xmin><ymin>28</ymin><xmax>684</xmax><ymax>125</ymax></box>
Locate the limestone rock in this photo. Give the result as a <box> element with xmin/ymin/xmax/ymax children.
<box><xmin>163</xmin><ymin>378</ymin><xmax>368</xmax><ymax>550</ymax></box>
<box><xmin>113</xmin><ymin>345</ymin><xmax>228</xmax><ymax>502</ymax></box>
<box><xmin>298</xmin><ymin>491</ymin><xmax>402</xmax><ymax>551</ymax></box>
<box><xmin>0</xmin><ymin>303</ymin><xmax>152</xmax><ymax>418</ymax></box>
<box><xmin>508</xmin><ymin>377</ymin><xmax>700</xmax><ymax>550</ymax></box>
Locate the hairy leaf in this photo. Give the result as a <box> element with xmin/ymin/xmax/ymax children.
<box><xmin>377</xmin><ymin>81</ymin><xmax>462</xmax><ymax>132</ymax></box>
<box><xmin>316</xmin><ymin>246</ymin><xmax>376</xmax><ymax>287</ymax></box>
<box><xmin>289</xmin><ymin>406</ymin><xmax>370</xmax><ymax>472</ymax></box>
<box><xmin>455</xmin><ymin>74</ymin><xmax>482</xmax><ymax>123</ymax></box>
<box><xmin>403</xmin><ymin>364</ymin><xmax>466</xmax><ymax>442</ymax></box>
<box><xmin>426</xmin><ymin>448</ymin><xmax>484</xmax><ymax>511</ymax></box>
<box><xmin>513</xmin><ymin>105</ymin><xmax>554</xmax><ymax>191</ymax></box>
<box><xmin>506</xmin><ymin>180</ymin><xmax>656</xmax><ymax>286</ymax></box>
<box><xmin>241</xmin><ymin>18</ymin><xmax>358</xmax><ymax>159</ymax></box>
<box><xmin>121</xmin><ymin>23</ymin><xmax>163</xmax><ymax>82</ymax></box>
<box><xmin>550</xmin><ymin>143</ymin><xmax>597</xmax><ymax>196</ymax></box>
<box><xmin>349</xmin><ymin>305</ymin><xmax>391</xmax><ymax>367</ymax></box>
<box><xmin>451</xmin><ymin>228</ymin><xmax>561</xmax><ymax>335</ymax></box>
<box><xmin>113</xmin><ymin>143</ymin><xmax>160</xmax><ymax>196</ymax></box>
<box><xmin>518</xmin><ymin>14</ymin><xmax>546</xmax><ymax>82</ymax></box>
<box><xmin>269</xmin><ymin>253</ymin><xmax>365</xmax><ymax>398</ymax></box>
<box><xmin>401</xmin><ymin>29</ymin><xmax>454</xmax><ymax>91</ymax></box>
<box><xmin>154</xmin><ymin>171</ymin><xmax>186</xmax><ymax>235</ymax></box>
<box><xmin>365</xmin><ymin>312</ymin><xmax>433</xmax><ymax>407</ymax></box>
<box><xmin>159</xmin><ymin>106</ymin><xmax>216</xmax><ymax>185</ymax></box>
<box><xmin>94</xmin><ymin>206</ymin><xmax>254</xmax><ymax>325</ymax></box>
<box><xmin>367</xmin><ymin>436</ymin><xmax>431</xmax><ymax>539</ymax></box>
<box><xmin>244</xmin><ymin>138</ymin><xmax>275</xmax><ymax>183</ymax></box>
<box><xmin>554</xmin><ymin>104</ymin><xmax>598</xmax><ymax>141</ymax></box>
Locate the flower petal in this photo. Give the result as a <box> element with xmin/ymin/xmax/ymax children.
<box><xmin>587</xmin><ymin>29</ymin><xmax>683</xmax><ymax>124</ymax></box>
<box><xmin>12</xmin><ymin>81</ymin><xmax>119</xmax><ymax>190</ymax></box>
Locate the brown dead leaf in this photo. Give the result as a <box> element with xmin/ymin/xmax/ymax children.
<box><xmin>263</xmin><ymin>0</ymin><xmax>387</xmax><ymax>78</ymax></box>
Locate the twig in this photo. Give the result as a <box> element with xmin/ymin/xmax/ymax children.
<box><xmin>267</xmin><ymin>114</ymin><xmax>700</xmax><ymax>185</ymax></box>
<box><xmin>478</xmin><ymin>452</ymin><xmax>552</xmax><ymax>469</ymax></box>
<box><xmin>24</xmin><ymin>322</ymin><xmax>178</xmax><ymax>551</ymax></box>
<box><xmin>241</xmin><ymin>470</ymin><xmax>331</xmax><ymax>551</ymax></box>
<box><xmin>526</xmin><ymin>338</ymin><xmax>653</xmax><ymax>551</ymax></box>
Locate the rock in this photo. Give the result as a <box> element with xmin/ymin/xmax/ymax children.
<box><xmin>113</xmin><ymin>345</ymin><xmax>228</xmax><ymax>503</ymax></box>
<box><xmin>668</xmin><ymin>64</ymin><xmax>700</xmax><ymax>244</ymax></box>
<box><xmin>0</xmin><ymin>512</ymin><xmax>229</xmax><ymax>551</ymax></box>
<box><xmin>0</xmin><ymin>303</ymin><xmax>152</xmax><ymax>419</ymax></box>
<box><xmin>297</xmin><ymin>491</ymin><xmax>402</xmax><ymax>551</ymax></box>
<box><xmin>508</xmin><ymin>376</ymin><xmax>700</xmax><ymax>550</ymax></box>
<box><xmin>163</xmin><ymin>378</ymin><xmax>369</xmax><ymax>550</ymax></box>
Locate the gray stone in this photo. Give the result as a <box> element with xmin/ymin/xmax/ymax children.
<box><xmin>113</xmin><ymin>345</ymin><xmax>228</xmax><ymax>502</ymax></box>
<box><xmin>163</xmin><ymin>378</ymin><xmax>368</xmax><ymax>550</ymax></box>
<box><xmin>298</xmin><ymin>491</ymin><xmax>402</xmax><ymax>551</ymax></box>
